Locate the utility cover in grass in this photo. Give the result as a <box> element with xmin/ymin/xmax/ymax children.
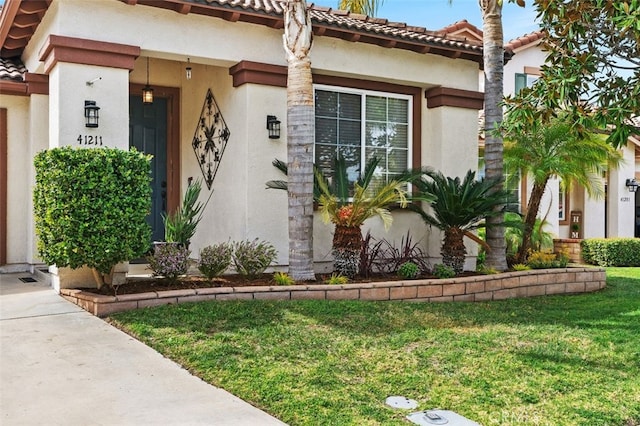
<box><xmin>407</xmin><ymin>410</ymin><xmax>480</xmax><ymax>426</ymax></box>
<box><xmin>385</xmin><ymin>396</ymin><xmax>418</xmax><ymax>409</ymax></box>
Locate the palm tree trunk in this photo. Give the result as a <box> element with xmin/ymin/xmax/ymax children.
<box><xmin>332</xmin><ymin>225</ymin><xmax>362</xmax><ymax>278</ymax></box>
<box><xmin>516</xmin><ymin>179</ymin><xmax>548</xmax><ymax>263</ymax></box>
<box><xmin>442</xmin><ymin>227</ymin><xmax>466</xmax><ymax>275</ymax></box>
<box><xmin>480</xmin><ymin>0</ymin><xmax>507</xmax><ymax>271</ymax></box>
<box><xmin>284</xmin><ymin>0</ymin><xmax>316</xmax><ymax>281</ymax></box>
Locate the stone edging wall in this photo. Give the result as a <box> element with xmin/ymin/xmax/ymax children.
<box><xmin>553</xmin><ymin>239</ymin><xmax>583</xmax><ymax>263</ymax></box>
<box><xmin>60</xmin><ymin>267</ymin><xmax>606</xmax><ymax>317</ymax></box>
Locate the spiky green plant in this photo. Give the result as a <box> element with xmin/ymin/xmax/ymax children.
<box><xmin>411</xmin><ymin>170</ymin><xmax>516</xmax><ymax>275</ymax></box>
<box><xmin>163</xmin><ymin>179</ymin><xmax>204</xmax><ymax>246</ymax></box>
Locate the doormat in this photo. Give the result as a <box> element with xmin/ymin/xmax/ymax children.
<box><xmin>18</xmin><ymin>277</ymin><xmax>38</xmax><ymax>283</ymax></box>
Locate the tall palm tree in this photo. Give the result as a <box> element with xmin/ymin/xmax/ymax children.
<box><xmin>477</xmin><ymin>0</ymin><xmax>513</xmax><ymax>271</ymax></box>
<box><xmin>411</xmin><ymin>170</ymin><xmax>516</xmax><ymax>274</ymax></box>
<box><xmin>283</xmin><ymin>0</ymin><xmax>316</xmax><ymax>281</ymax></box>
<box><xmin>503</xmin><ymin>116</ymin><xmax>622</xmax><ymax>263</ymax></box>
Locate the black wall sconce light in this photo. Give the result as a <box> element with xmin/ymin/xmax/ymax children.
<box><xmin>142</xmin><ymin>57</ymin><xmax>154</xmax><ymax>104</ymax></box>
<box><xmin>626</xmin><ymin>178</ymin><xmax>639</xmax><ymax>193</ymax></box>
<box><xmin>186</xmin><ymin>58</ymin><xmax>192</xmax><ymax>80</ymax></box>
<box><xmin>267</xmin><ymin>115</ymin><xmax>281</xmax><ymax>139</ymax></box>
<box><xmin>84</xmin><ymin>100</ymin><xmax>100</xmax><ymax>128</ymax></box>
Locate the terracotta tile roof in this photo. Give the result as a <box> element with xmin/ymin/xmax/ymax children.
<box><xmin>309</xmin><ymin>6</ymin><xmax>482</xmax><ymax>49</ymax></box>
<box><xmin>0</xmin><ymin>56</ymin><xmax>25</xmax><ymax>81</ymax></box>
<box><xmin>196</xmin><ymin>0</ymin><xmax>483</xmax><ymax>54</ymax></box>
<box><xmin>505</xmin><ymin>30</ymin><xmax>545</xmax><ymax>51</ymax></box>
<box><xmin>437</xmin><ymin>20</ymin><xmax>483</xmax><ymax>42</ymax></box>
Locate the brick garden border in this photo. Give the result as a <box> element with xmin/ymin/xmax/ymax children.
<box><xmin>60</xmin><ymin>267</ymin><xmax>606</xmax><ymax>317</ymax></box>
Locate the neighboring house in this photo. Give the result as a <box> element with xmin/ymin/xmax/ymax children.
<box><xmin>445</xmin><ymin>21</ymin><xmax>640</xmax><ymax>242</ymax></box>
<box><xmin>0</xmin><ymin>0</ymin><xmax>486</xmax><ymax>284</ymax></box>
<box><xmin>501</xmin><ymin>31</ymin><xmax>640</xmax><ymax>241</ymax></box>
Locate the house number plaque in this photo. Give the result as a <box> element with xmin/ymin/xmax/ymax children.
<box><xmin>77</xmin><ymin>135</ymin><xmax>104</xmax><ymax>146</ymax></box>
<box><xmin>570</xmin><ymin>210</ymin><xmax>583</xmax><ymax>239</ymax></box>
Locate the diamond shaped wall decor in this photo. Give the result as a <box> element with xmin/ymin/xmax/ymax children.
<box><xmin>192</xmin><ymin>89</ymin><xmax>230</xmax><ymax>190</ymax></box>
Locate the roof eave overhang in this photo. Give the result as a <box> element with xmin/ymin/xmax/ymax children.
<box><xmin>0</xmin><ymin>0</ymin><xmax>52</xmax><ymax>58</ymax></box>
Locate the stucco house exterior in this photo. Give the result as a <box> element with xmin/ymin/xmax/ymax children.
<box><xmin>0</xmin><ymin>0</ymin><xmax>486</xmax><ymax>286</ymax></box>
<box><xmin>447</xmin><ymin>21</ymin><xmax>640</xmax><ymax>245</ymax></box>
<box><xmin>502</xmin><ymin>31</ymin><xmax>639</xmax><ymax>242</ymax></box>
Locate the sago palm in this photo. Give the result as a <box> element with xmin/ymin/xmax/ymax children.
<box><xmin>503</xmin><ymin>116</ymin><xmax>622</xmax><ymax>263</ymax></box>
<box><xmin>268</xmin><ymin>155</ymin><xmax>430</xmax><ymax>277</ymax></box>
<box><xmin>411</xmin><ymin>170</ymin><xmax>516</xmax><ymax>275</ymax></box>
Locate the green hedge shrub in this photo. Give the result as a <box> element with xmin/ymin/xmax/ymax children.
<box><xmin>34</xmin><ymin>147</ymin><xmax>152</xmax><ymax>277</ymax></box>
<box><xmin>581</xmin><ymin>238</ymin><xmax>640</xmax><ymax>267</ymax></box>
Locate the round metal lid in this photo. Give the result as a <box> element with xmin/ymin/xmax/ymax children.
<box><xmin>385</xmin><ymin>396</ymin><xmax>419</xmax><ymax>409</ymax></box>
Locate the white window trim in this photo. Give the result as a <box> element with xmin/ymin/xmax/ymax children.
<box><xmin>313</xmin><ymin>84</ymin><xmax>413</xmax><ymax>180</ymax></box>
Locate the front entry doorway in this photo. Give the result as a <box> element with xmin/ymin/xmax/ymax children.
<box><xmin>129</xmin><ymin>96</ymin><xmax>168</xmax><ymax>243</ymax></box>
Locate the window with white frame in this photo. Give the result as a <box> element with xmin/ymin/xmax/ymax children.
<box><xmin>314</xmin><ymin>86</ymin><xmax>412</xmax><ymax>188</ymax></box>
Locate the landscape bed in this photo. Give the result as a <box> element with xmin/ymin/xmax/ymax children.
<box><xmin>60</xmin><ymin>267</ymin><xmax>606</xmax><ymax>317</ymax></box>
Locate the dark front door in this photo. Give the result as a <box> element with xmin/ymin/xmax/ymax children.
<box><xmin>130</xmin><ymin>96</ymin><xmax>168</xmax><ymax>243</ymax></box>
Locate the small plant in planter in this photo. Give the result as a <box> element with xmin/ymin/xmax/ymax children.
<box><xmin>272</xmin><ymin>272</ymin><xmax>295</xmax><ymax>286</ymax></box>
<box><xmin>147</xmin><ymin>243</ymin><xmax>190</xmax><ymax>283</ymax></box>
<box><xmin>433</xmin><ymin>264</ymin><xmax>456</xmax><ymax>279</ymax></box>
<box><xmin>198</xmin><ymin>242</ymin><xmax>233</xmax><ymax>280</ymax></box>
<box><xmin>326</xmin><ymin>273</ymin><xmax>349</xmax><ymax>285</ymax></box>
<box><xmin>232</xmin><ymin>239</ymin><xmax>278</xmax><ymax>279</ymax></box>
<box><xmin>397</xmin><ymin>261</ymin><xmax>420</xmax><ymax>279</ymax></box>
<box><xmin>163</xmin><ymin>179</ymin><xmax>205</xmax><ymax>248</ymax></box>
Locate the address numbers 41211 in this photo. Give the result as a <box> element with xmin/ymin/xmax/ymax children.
<box><xmin>77</xmin><ymin>135</ymin><xmax>103</xmax><ymax>146</ymax></box>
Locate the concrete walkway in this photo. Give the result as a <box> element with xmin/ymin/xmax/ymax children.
<box><xmin>0</xmin><ymin>273</ymin><xmax>286</xmax><ymax>426</ymax></box>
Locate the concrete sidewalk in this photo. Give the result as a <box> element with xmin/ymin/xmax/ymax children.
<box><xmin>0</xmin><ymin>273</ymin><xmax>286</xmax><ymax>426</ymax></box>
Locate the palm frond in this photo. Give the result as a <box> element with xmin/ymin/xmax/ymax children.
<box><xmin>358</xmin><ymin>156</ymin><xmax>381</xmax><ymax>189</ymax></box>
<box><xmin>265</xmin><ymin>180</ymin><xmax>288</xmax><ymax>191</ymax></box>
<box><xmin>333</xmin><ymin>154</ymin><xmax>351</xmax><ymax>202</ymax></box>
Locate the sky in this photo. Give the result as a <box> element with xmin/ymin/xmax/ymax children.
<box><xmin>312</xmin><ymin>0</ymin><xmax>541</xmax><ymax>42</ymax></box>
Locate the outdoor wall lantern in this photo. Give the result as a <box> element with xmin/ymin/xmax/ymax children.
<box><xmin>84</xmin><ymin>100</ymin><xmax>100</xmax><ymax>128</ymax></box>
<box><xmin>142</xmin><ymin>57</ymin><xmax>154</xmax><ymax>104</ymax></box>
<box><xmin>626</xmin><ymin>178</ymin><xmax>639</xmax><ymax>193</ymax></box>
<box><xmin>266</xmin><ymin>115</ymin><xmax>281</xmax><ymax>139</ymax></box>
<box><xmin>186</xmin><ymin>58</ymin><xmax>192</xmax><ymax>80</ymax></box>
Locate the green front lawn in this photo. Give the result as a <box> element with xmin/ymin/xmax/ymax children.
<box><xmin>110</xmin><ymin>268</ymin><xmax>640</xmax><ymax>425</ymax></box>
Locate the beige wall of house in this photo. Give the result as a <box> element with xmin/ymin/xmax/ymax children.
<box><xmin>607</xmin><ymin>142</ymin><xmax>637</xmax><ymax>237</ymax></box>
<box><xmin>48</xmin><ymin>63</ymin><xmax>130</xmax><ymax>150</ymax></box>
<box><xmin>0</xmin><ymin>96</ymin><xmax>29</xmax><ymax>267</ymax></box>
<box><xmin>27</xmin><ymin>95</ymin><xmax>49</xmax><ymax>264</ymax></box>
<box><xmin>502</xmin><ymin>45</ymin><xmax>546</xmax><ymax>96</ymax></box>
<box><xmin>3</xmin><ymin>0</ymin><xmax>482</xmax><ymax>273</ymax></box>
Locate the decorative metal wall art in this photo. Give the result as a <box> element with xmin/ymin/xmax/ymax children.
<box><xmin>192</xmin><ymin>89</ymin><xmax>231</xmax><ymax>190</ymax></box>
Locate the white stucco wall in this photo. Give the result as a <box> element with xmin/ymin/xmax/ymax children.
<box><xmin>7</xmin><ymin>0</ymin><xmax>482</xmax><ymax>271</ymax></box>
<box><xmin>26</xmin><ymin>0</ymin><xmax>478</xmax><ymax>93</ymax></box>
<box><xmin>502</xmin><ymin>44</ymin><xmax>547</xmax><ymax>96</ymax></box>
<box><xmin>1</xmin><ymin>96</ymin><xmax>30</xmax><ymax>266</ymax></box>
<box><xmin>27</xmin><ymin>94</ymin><xmax>50</xmax><ymax>264</ymax></box>
<box><xmin>607</xmin><ymin>143</ymin><xmax>637</xmax><ymax>237</ymax></box>
<box><xmin>48</xmin><ymin>62</ymin><xmax>130</xmax><ymax>150</ymax></box>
